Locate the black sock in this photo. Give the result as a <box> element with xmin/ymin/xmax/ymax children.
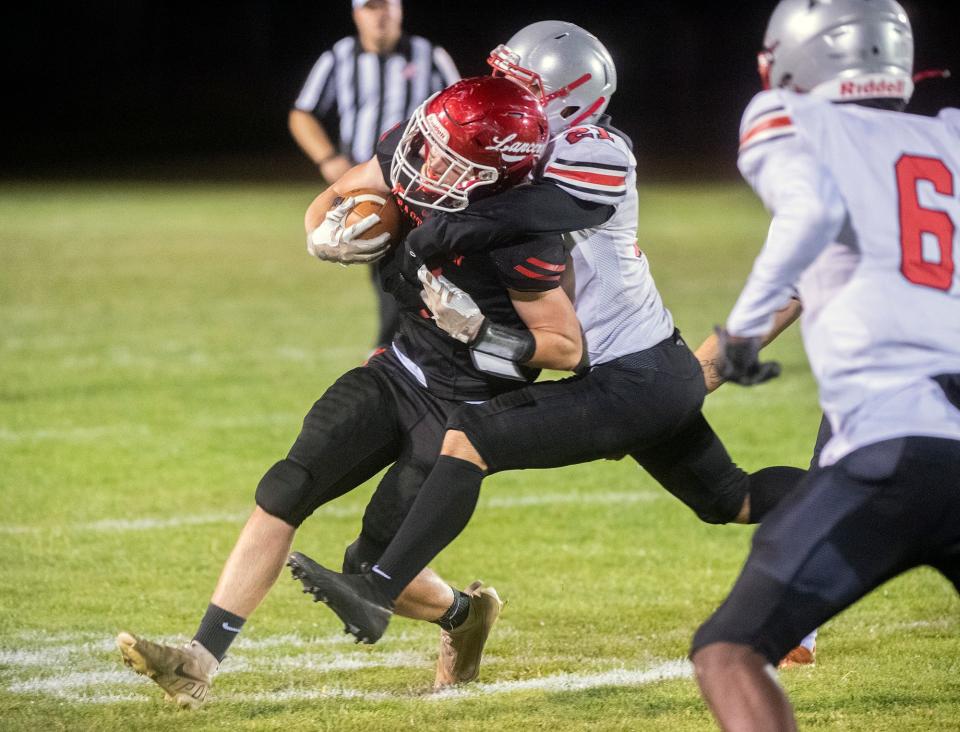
<box><xmin>192</xmin><ymin>603</ymin><xmax>246</xmax><ymax>662</ymax></box>
<box><xmin>747</xmin><ymin>466</ymin><xmax>806</xmax><ymax>523</ymax></box>
<box><xmin>434</xmin><ymin>588</ymin><xmax>472</xmax><ymax>631</ymax></box>
<box><xmin>370</xmin><ymin>456</ymin><xmax>485</xmax><ymax>600</ymax></box>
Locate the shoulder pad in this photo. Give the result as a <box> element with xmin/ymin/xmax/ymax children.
<box><xmin>739</xmin><ymin>90</ymin><xmax>796</xmax><ymax>156</ymax></box>
<box><xmin>541</xmin><ymin>126</ymin><xmax>633</xmax><ymax>204</ymax></box>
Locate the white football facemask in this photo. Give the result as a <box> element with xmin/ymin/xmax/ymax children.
<box><xmin>389</xmin><ymin>98</ymin><xmax>499</xmax><ymax>213</ymax></box>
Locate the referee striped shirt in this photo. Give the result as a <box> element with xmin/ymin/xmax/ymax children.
<box><xmin>294</xmin><ymin>34</ymin><xmax>460</xmax><ymax>164</ymax></box>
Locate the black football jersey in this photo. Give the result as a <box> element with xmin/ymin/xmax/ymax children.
<box><xmin>374</xmin><ymin>123</ymin><xmax>567</xmax><ymax>401</ymax></box>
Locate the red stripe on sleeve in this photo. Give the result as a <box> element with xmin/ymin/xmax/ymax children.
<box><xmin>513</xmin><ymin>265</ymin><xmax>561</xmax><ymax>281</ymax></box>
<box><xmin>544</xmin><ymin>166</ymin><xmax>626</xmax><ymax>187</ymax></box>
<box><xmin>526</xmin><ymin>257</ymin><xmax>565</xmax><ymax>272</ymax></box>
<box><xmin>739</xmin><ymin>115</ymin><xmax>793</xmax><ymax>147</ymax></box>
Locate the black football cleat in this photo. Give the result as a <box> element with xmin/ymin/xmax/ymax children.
<box><xmin>288</xmin><ymin>551</ymin><xmax>394</xmax><ymax>644</ymax></box>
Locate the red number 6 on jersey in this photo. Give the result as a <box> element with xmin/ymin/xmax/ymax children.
<box><xmin>895</xmin><ymin>154</ymin><xmax>956</xmax><ymax>291</ymax></box>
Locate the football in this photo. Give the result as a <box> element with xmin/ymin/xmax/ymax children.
<box><xmin>341</xmin><ymin>188</ymin><xmax>402</xmax><ymax>245</ymax></box>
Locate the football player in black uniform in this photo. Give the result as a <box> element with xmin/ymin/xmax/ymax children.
<box><xmin>115</xmin><ymin>76</ymin><xmax>585</xmax><ymax>706</ymax></box>
<box><xmin>284</xmin><ymin>22</ymin><xmax>807</xmax><ymax>654</ymax></box>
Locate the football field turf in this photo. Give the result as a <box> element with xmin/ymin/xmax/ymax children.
<box><xmin>1</xmin><ymin>181</ymin><xmax>957</xmax><ymax>730</ymax></box>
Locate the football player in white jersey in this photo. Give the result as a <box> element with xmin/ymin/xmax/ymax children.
<box><xmin>288</xmin><ymin>22</ymin><xmax>807</xmax><ymax>651</ymax></box>
<box><xmin>689</xmin><ymin>1</ymin><xmax>960</xmax><ymax>729</ymax></box>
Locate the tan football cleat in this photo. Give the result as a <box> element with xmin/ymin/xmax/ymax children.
<box><xmin>117</xmin><ymin>631</ymin><xmax>218</xmax><ymax>709</ymax></box>
<box><xmin>778</xmin><ymin>642</ymin><xmax>816</xmax><ymax>669</ymax></box>
<box><xmin>434</xmin><ymin>581</ymin><xmax>503</xmax><ymax>690</ymax></box>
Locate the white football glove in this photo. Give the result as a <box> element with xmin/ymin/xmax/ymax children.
<box><xmin>307</xmin><ymin>195</ymin><xmax>392</xmax><ymax>264</ymax></box>
<box><xmin>418</xmin><ymin>265</ymin><xmax>485</xmax><ymax>343</ymax></box>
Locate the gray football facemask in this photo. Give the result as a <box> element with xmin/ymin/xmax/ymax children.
<box><xmin>488</xmin><ymin>20</ymin><xmax>617</xmax><ymax>135</ymax></box>
<box><xmin>759</xmin><ymin>0</ymin><xmax>914</xmax><ymax>104</ymax></box>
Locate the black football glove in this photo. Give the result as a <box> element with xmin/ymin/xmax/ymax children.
<box><xmin>715</xmin><ymin>326</ymin><xmax>781</xmax><ymax>386</ymax></box>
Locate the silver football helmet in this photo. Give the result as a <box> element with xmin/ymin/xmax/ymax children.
<box><xmin>760</xmin><ymin>0</ymin><xmax>914</xmax><ymax>104</ymax></box>
<box><xmin>488</xmin><ymin>21</ymin><xmax>617</xmax><ymax>135</ymax></box>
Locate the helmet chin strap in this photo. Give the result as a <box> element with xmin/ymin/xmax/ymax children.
<box><xmin>567</xmin><ymin>96</ymin><xmax>606</xmax><ymax>128</ymax></box>
<box><xmin>913</xmin><ymin>68</ymin><xmax>951</xmax><ymax>83</ymax></box>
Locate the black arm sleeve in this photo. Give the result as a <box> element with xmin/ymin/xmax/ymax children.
<box><xmin>404</xmin><ymin>183</ymin><xmax>615</xmax><ymax>261</ymax></box>
<box><xmin>491</xmin><ymin>234</ymin><xmax>568</xmax><ymax>292</ymax></box>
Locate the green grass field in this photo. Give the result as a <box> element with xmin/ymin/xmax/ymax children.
<box><xmin>1</xmin><ymin>181</ymin><xmax>957</xmax><ymax>731</ymax></box>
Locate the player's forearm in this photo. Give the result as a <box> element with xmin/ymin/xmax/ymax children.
<box><xmin>696</xmin><ymin>298</ymin><xmax>802</xmax><ymax>393</ymax></box>
<box><xmin>508</xmin><ymin>286</ymin><xmax>584</xmax><ymax>372</ymax></box>
<box><xmin>289</xmin><ymin>110</ymin><xmax>338</xmax><ymax>165</ymax></box>
<box><xmin>695</xmin><ymin>333</ymin><xmax>726</xmax><ymax>394</ymax></box>
<box><xmin>469</xmin><ymin>320</ymin><xmax>582</xmax><ymax>374</ymax></box>
<box><xmin>526</xmin><ymin>328</ymin><xmax>584</xmax><ymax>371</ymax></box>
<box><xmin>763</xmin><ymin>298</ymin><xmax>802</xmax><ymax>345</ymax></box>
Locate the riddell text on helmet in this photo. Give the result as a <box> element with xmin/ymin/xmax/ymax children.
<box><xmin>840</xmin><ymin>78</ymin><xmax>907</xmax><ymax>98</ymax></box>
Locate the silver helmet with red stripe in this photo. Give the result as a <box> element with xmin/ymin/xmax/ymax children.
<box><xmin>488</xmin><ymin>21</ymin><xmax>616</xmax><ymax>136</ymax></box>
<box><xmin>759</xmin><ymin>0</ymin><xmax>914</xmax><ymax>105</ymax></box>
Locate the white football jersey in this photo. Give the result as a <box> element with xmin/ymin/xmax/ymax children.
<box><xmin>729</xmin><ymin>89</ymin><xmax>960</xmax><ymax>465</ymax></box>
<box><xmin>537</xmin><ymin>124</ymin><xmax>674</xmax><ymax>365</ymax></box>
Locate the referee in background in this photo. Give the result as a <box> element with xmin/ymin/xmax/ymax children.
<box><xmin>289</xmin><ymin>0</ymin><xmax>460</xmax><ymax>349</ymax></box>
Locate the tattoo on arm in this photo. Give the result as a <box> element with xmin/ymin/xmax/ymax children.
<box><xmin>700</xmin><ymin>357</ymin><xmax>726</xmax><ymax>393</ymax></box>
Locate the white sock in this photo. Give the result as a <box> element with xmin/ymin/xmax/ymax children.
<box><xmin>799</xmin><ymin>628</ymin><xmax>818</xmax><ymax>651</ymax></box>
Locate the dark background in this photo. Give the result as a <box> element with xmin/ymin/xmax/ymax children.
<box><xmin>6</xmin><ymin>1</ymin><xmax>958</xmax><ymax>180</ymax></box>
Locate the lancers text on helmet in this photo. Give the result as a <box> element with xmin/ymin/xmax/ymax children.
<box><xmin>484</xmin><ymin>134</ymin><xmax>546</xmax><ymax>156</ymax></box>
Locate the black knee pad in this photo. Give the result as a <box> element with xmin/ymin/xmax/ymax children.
<box><xmin>255</xmin><ymin>459</ymin><xmax>313</xmax><ymax>527</ymax></box>
<box><xmin>342</xmin><ymin>534</ymin><xmax>387</xmax><ymax>573</ymax></box>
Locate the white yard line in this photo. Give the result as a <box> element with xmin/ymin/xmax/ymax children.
<box><xmin>0</xmin><ymin>425</ymin><xmax>152</xmax><ymax>443</ymax></box>
<box><xmin>6</xmin><ymin>660</ymin><xmax>690</xmax><ymax>704</ymax></box>
<box><xmin>428</xmin><ymin>660</ymin><xmax>692</xmax><ymax>700</ymax></box>
<box><xmin>9</xmin><ymin>670</ymin><xmax>135</xmax><ymax>694</ymax></box>
<box><xmin>0</xmin><ymin>490</ymin><xmax>662</xmax><ymax>535</ymax></box>
<box><xmin>0</xmin><ymin>629</ymin><xmax>690</xmax><ymax>705</ymax></box>
<box><xmin>212</xmin><ymin>660</ymin><xmax>692</xmax><ymax>704</ymax></box>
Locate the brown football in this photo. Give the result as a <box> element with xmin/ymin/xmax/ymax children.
<box><xmin>341</xmin><ymin>188</ymin><xmax>402</xmax><ymax>245</ymax></box>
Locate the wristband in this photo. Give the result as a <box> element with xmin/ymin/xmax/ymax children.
<box><xmin>317</xmin><ymin>152</ymin><xmax>340</xmax><ymax>166</ymax></box>
<box><xmin>471</xmin><ymin>320</ymin><xmax>536</xmax><ymax>364</ymax></box>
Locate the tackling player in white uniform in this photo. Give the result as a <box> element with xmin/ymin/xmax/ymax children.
<box><xmin>540</xmin><ymin>122</ymin><xmax>675</xmax><ymax>362</ymax></box>
<box><xmin>690</xmin><ymin>2</ymin><xmax>960</xmax><ymax>729</ymax></box>
<box><xmin>287</xmin><ymin>22</ymin><xmax>807</xmax><ymax>652</ymax></box>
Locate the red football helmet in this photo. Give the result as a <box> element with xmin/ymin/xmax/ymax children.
<box><xmin>390</xmin><ymin>76</ymin><xmax>548</xmax><ymax>212</ymax></box>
